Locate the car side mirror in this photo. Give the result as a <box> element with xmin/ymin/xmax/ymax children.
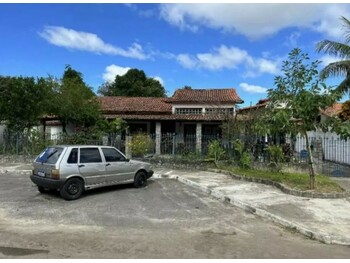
<box><xmin>125</xmin><ymin>158</ymin><xmax>130</xmax><ymax>162</ymax></box>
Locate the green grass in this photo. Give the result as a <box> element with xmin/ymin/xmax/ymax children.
<box><xmin>219</xmin><ymin>165</ymin><xmax>345</xmax><ymax>193</ymax></box>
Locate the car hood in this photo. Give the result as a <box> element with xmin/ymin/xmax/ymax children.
<box><xmin>129</xmin><ymin>159</ymin><xmax>151</xmax><ymax>167</ymax></box>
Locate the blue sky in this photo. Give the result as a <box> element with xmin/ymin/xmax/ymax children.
<box><xmin>1</xmin><ymin>3</ymin><xmax>350</xmax><ymax>108</ymax></box>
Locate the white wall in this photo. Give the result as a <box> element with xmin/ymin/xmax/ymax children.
<box><xmin>294</xmin><ymin>130</ymin><xmax>350</xmax><ymax>165</ymax></box>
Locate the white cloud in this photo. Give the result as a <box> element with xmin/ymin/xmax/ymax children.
<box><xmin>159</xmin><ymin>4</ymin><xmax>350</xmax><ymax>40</ymax></box>
<box><xmin>239</xmin><ymin>83</ymin><xmax>268</xmax><ymax>94</ymax></box>
<box><xmin>103</xmin><ymin>64</ymin><xmax>130</xmax><ymax>82</ymax></box>
<box><xmin>176</xmin><ymin>54</ymin><xmax>197</xmax><ymax>69</ymax></box>
<box><xmin>254</xmin><ymin>58</ymin><xmax>280</xmax><ymax>75</ymax></box>
<box><xmin>319</xmin><ymin>55</ymin><xmax>344</xmax><ymax>67</ymax></box>
<box><xmin>176</xmin><ymin>45</ymin><xmax>251</xmax><ymax>70</ymax></box>
<box><xmin>284</xmin><ymin>31</ymin><xmax>301</xmax><ymax>48</ymax></box>
<box><xmin>175</xmin><ymin>45</ymin><xmax>280</xmax><ymax>76</ymax></box>
<box><xmin>39</xmin><ymin>26</ymin><xmax>148</xmax><ymax>60</ymax></box>
<box><xmin>313</xmin><ymin>5</ymin><xmax>350</xmax><ymax>40</ymax></box>
<box><xmin>153</xmin><ymin>76</ymin><xmax>164</xmax><ymax>85</ymax></box>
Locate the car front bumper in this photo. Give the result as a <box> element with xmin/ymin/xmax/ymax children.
<box><xmin>147</xmin><ymin>170</ymin><xmax>154</xmax><ymax>179</ymax></box>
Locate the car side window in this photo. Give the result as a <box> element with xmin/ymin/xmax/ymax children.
<box><xmin>80</xmin><ymin>148</ymin><xmax>102</xmax><ymax>163</ymax></box>
<box><xmin>102</xmin><ymin>148</ymin><xmax>126</xmax><ymax>162</ymax></box>
<box><xmin>67</xmin><ymin>148</ymin><xmax>78</xmax><ymax>164</ymax></box>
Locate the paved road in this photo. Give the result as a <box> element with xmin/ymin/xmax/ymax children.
<box><xmin>0</xmin><ymin>171</ymin><xmax>350</xmax><ymax>258</ymax></box>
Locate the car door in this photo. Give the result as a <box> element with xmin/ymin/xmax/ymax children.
<box><xmin>78</xmin><ymin>147</ymin><xmax>106</xmax><ymax>186</ymax></box>
<box><xmin>101</xmin><ymin>147</ymin><xmax>134</xmax><ymax>183</ymax></box>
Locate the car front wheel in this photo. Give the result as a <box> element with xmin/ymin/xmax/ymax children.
<box><xmin>134</xmin><ymin>171</ymin><xmax>147</xmax><ymax>188</ymax></box>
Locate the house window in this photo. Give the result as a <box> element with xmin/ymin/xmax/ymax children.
<box><xmin>175</xmin><ymin>108</ymin><xmax>202</xmax><ymax>115</ymax></box>
<box><xmin>205</xmin><ymin>108</ymin><xmax>234</xmax><ymax>115</ymax></box>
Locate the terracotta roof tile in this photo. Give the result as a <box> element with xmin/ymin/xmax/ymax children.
<box><xmin>322</xmin><ymin>102</ymin><xmax>343</xmax><ymax>117</ymax></box>
<box><xmin>98</xmin><ymin>96</ymin><xmax>172</xmax><ymax>114</ymax></box>
<box><xmin>170</xmin><ymin>88</ymin><xmax>243</xmax><ymax>104</ymax></box>
<box><xmin>237</xmin><ymin>98</ymin><xmax>269</xmax><ymax>113</ymax></box>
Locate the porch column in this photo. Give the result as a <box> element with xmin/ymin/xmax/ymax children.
<box><xmin>156</xmin><ymin>122</ymin><xmax>161</xmax><ymax>155</ymax></box>
<box><xmin>196</xmin><ymin>122</ymin><xmax>202</xmax><ymax>154</ymax></box>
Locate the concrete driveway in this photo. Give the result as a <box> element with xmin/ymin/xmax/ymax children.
<box><xmin>0</xmin><ymin>170</ymin><xmax>350</xmax><ymax>258</ymax></box>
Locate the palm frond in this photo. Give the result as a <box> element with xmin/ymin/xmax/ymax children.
<box><xmin>319</xmin><ymin>60</ymin><xmax>350</xmax><ymax>79</ymax></box>
<box><xmin>335</xmin><ymin>75</ymin><xmax>350</xmax><ymax>95</ymax></box>
<box><xmin>340</xmin><ymin>16</ymin><xmax>350</xmax><ymax>43</ymax></box>
<box><xmin>316</xmin><ymin>40</ymin><xmax>350</xmax><ymax>59</ymax></box>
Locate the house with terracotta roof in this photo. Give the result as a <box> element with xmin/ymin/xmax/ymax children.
<box><xmin>99</xmin><ymin>88</ymin><xmax>243</xmax><ymax>154</ymax></box>
<box><xmin>44</xmin><ymin>88</ymin><xmax>244</xmax><ymax>155</ymax></box>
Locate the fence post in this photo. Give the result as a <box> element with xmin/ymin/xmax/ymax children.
<box><xmin>16</xmin><ymin>132</ymin><xmax>19</xmax><ymax>156</ymax></box>
<box><xmin>125</xmin><ymin>135</ymin><xmax>132</xmax><ymax>159</ymax></box>
<box><xmin>172</xmin><ymin>133</ymin><xmax>176</xmax><ymax>157</ymax></box>
<box><xmin>155</xmin><ymin>122</ymin><xmax>161</xmax><ymax>155</ymax></box>
<box><xmin>196</xmin><ymin>123</ymin><xmax>202</xmax><ymax>154</ymax></box>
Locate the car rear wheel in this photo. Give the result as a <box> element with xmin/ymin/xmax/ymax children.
<box><xmin>60</xmin><ymin>178</ymin><xmax>84</xmax><ymax>200</ymax></box>
<box><xmin>134</xmin><ymin>171</ymin><xmax>147</xmax><ymax>188</ymax></box>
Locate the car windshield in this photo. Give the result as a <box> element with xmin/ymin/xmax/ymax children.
<box><xmin>35</xmin><ymin>147</ymin><xmax>63</xmax><ymax>164</ymax></box>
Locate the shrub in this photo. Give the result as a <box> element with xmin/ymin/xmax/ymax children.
<box><xmin>239</xmin><ymin>152</ymin><xmax>252</xmax><ymax>169</ymax></box>
<box><xmin>267</xmin><ymin>145</ymin><xmax>284</xmax><ymax>163</ymax></box>
<box><xmin>128</xmin><ymin>133</ymin><xmax>154</xmax><ymax>157</ymax></box>
<box><xmin>267</xmin><ymin>145</ymin><xmax>284</xmax><ymax>172</ymax></box>
<box><xmin>207</xmin><ymin>140</ymin><xmax>225</xmax><ymax>166</ymax></box>
<box><xmin>233</xmin><ymin>139</ymin><xmax>252</xmax><ymax>169</ymax></box>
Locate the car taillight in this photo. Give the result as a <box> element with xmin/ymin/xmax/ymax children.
<box><xmin>51</xmin><ymin>169</ymin><xmax>60</xmax><ymax>179</ymax></box>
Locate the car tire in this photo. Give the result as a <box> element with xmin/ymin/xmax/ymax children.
<box><xmin>134</xmin><ymin>171</ymin><xmax>147</xmax><ymax>188</ymax></box>
<box><xmin>60</xmin><ymin>178</ymin><xmax>84</xmax><ymax>201</ymax></box>
<box><xmin>38</xmin><ymin>186</ymin><xmax>50</xmax><ymax>194</ymax></box>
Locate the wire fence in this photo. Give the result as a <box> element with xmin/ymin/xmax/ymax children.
<box><xmin>0</xmin><ymin>130</ymin><xmax>125</xmax><ymax>157</ymax></box>
<box><xmin>1</xmin><ymin>129</ymin><xmax>350</xmax><ymax>177</ymax></box>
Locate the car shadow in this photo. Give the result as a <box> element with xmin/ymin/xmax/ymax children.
<box><xmin>36</xmin><ymin>180</ymin><xmax>155</xmax><ymax>200</ymax></box>
<box><xmin>83</xmin><ymin>180</ymin><xmax>156</xmax><ymax>198</ymax></box>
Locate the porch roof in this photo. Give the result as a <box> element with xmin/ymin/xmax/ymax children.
<box><xmin>103</xmin><ymin>113</ymin><xmax>230</xmax><ymax>121</ymax></box>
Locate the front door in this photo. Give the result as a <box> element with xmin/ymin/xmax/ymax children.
<box><xmin>101</xmin><ymin>147</ymin><xmax>134</xmax><ymax>183</ymax></box>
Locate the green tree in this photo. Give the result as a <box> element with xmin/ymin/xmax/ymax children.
<box><xmin>51</xmin><ymin>66</ymin><xmax>101</xmax><ymax>133</ymax></box>
<box><xmin>0</xmin><ymin>76</ymin><xmax>52</xmax><ymax>131</ymax></box>
<box><xmin>266</xmin><ymin>48</ymin><xmax>339</xmax><ymax>189</ymax></box>
<box><xmin>98</xmin><ymin>68</ymin><xmax>166</xmax><ymax>97</ymax></box>
<box><xmin>316</xmin><ymin>16</ymin><xmax>350</xmax><ymax>96</ymax></box>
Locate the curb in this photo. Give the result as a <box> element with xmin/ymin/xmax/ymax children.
<box><xmin>207</xmin><ymin>168</ymin><xmax>350</xmax><ymax>199</ymax></box>
<box><xmin>166</xmin><ymin>173</ymin><xmax>350</xmax><ymax>246</ymax></box>
<box><xmin>0</xmin><ymin>169</ymin><xmax>32</xmax><ymax>175</ymax></box>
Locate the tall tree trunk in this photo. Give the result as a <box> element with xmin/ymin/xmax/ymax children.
<box><xmin>304</xmin><ymin>132</ymin><xmax>316</xmax><ymax>189</ymax></box>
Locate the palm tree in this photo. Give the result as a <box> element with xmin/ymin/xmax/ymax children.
<box><xmin>316</xmin><ymin>16</ymin><xmax>350</xmax><ymax>96</ymax></box>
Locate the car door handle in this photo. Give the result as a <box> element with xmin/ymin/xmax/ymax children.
<box><xmin>78</xmin><ymin>164</ymin><xmax>85</xmax><ymax>168</ymax></box>
<box><xmin>106</xmin><ymin>163</ymin><xmax>111</xmax><ymax>167</ymax></box>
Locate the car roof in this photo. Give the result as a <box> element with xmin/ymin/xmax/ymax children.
<box><xmin>49</xmin><ymin>145</ymin><xmax>117</xmax><ymax>148</ymax></box>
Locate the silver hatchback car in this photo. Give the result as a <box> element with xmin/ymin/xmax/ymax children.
<box><xmin>30</xmin><ymin>145</ymin><xmax>153</xmax><ymax>200</ymax></box>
